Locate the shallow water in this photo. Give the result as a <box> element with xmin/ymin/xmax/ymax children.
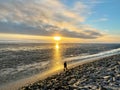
<box><xmin>0</xmin><ymin>43</ymin><xmax>120</xmax><ymax>86</ymax></box>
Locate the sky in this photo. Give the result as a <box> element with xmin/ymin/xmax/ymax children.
<box><xmin>0</xmin><ymin>0</ymin><xmax>120</xmax><ymax>43</ymax></box>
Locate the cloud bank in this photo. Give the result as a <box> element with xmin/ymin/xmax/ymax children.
<box><xmin>0</xmin><ymin>0</ymin><xmax>103</xmax><ymax>39</ymax></box>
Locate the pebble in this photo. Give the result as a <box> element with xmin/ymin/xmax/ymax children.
<box><xmin>20</xmin><ymin>55</ymin><xmax>120</xmax><ymax>90</ymax></box>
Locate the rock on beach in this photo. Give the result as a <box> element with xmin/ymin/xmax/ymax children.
<box><xmin>20</xmin><ymin>54</ymin><xmax>120</xmax><ymax>90</ymax></box>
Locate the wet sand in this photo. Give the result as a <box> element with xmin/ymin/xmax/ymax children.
<box><xmin>20</xmin><ymin>54</ymin><xmax>120</xmax><ymax>90</ymax></box>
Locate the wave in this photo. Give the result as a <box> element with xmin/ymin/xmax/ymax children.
<box><xmin>64</xmin><ymin>48</ymin><xmax>120</xmax><ymax>63</ymax></box>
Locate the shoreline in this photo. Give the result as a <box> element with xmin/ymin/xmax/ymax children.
<box><xmin>20</xmin><ymin>54</ymin><xmax>120</xmax><ymax>90</ymax></box>
<box><xmin>0</xmin><ymin>48</ymin><xmax>120</xmax><ymax>90</ymax></box>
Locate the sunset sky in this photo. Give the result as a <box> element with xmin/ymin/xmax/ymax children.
<box><xmin>0</xmin><ymin>0</ymin><xmax>120</xmax><ymax>43</ymax></box>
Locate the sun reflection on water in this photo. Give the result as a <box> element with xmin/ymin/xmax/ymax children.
<box><xmin>55</xmin><ymin>43</ymin><xmax>59</xmax><ymax>49</ymax></box>
<box><xmin>51</xmin><ymin>42</ymin><xmax>63</xmax><ymax>71</ymax></box>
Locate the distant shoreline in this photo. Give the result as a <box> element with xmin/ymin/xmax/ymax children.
<box><xmin>0</xmin><ymin>42</ymin><xmax>120</xmax><ymax>44</ymax></box>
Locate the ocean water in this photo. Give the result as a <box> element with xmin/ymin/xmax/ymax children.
<box><xmin>0</xmin><ymin>43</ymin><xmax>120</xmax><ymax>86</ymax></box>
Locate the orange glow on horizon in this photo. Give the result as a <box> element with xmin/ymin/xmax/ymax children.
<box><xmin>0</xmin><ymin>33</ymin><xmax>120</xmax><ymax>43</ymax></box>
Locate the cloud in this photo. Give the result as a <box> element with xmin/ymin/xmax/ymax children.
<box><xmin>93</xmin><ymin>18</ymin><xmax>108</xmax><ymax>22</ymax></box>
<box><xmin>0</xmin><ymin>0</ymin><xmax>103</xmax><ymax>39</ymax></box>
<box><xmin>0</xmin><ymin>21</ymin><xmax>103</xmax><ymax>39</ymax></box>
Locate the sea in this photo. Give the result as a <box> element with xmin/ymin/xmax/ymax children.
<box><xmin>0</xmin><ymin>43</ymin><xmax>120</xmax><ymax>87</ymax></box>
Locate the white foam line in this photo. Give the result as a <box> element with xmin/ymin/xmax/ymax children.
<box><xmin>64</xmin><ymin>48</ymin><xmax>120</xmax><ymax>62</ymax></box>
<box><xmin>0</xmin><ymin>61</ymin><xmax>49</xmax><ymax>76</ymax></box>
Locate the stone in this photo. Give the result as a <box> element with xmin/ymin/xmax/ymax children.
<box><xmin>68</xmin><ymin>78</ymin><xmax>76</xmax><ymax>84</ymax></box>
<box><xmin>103</xmin><ymin>76</ymin><xmax>111</xmax><ymax>80</ymax></box>
<box><xmin>98</xmin><ymin>85</ymin><xmax>108</xmax><ymax>90</ymax></box>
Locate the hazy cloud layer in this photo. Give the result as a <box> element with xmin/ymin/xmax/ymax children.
<box><xmin>0</xmin><ymin>0</ymin><xmax>103</xmax><ymax>39</ymax></box>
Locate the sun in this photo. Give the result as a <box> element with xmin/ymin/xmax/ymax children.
<box><xmin>54</xmin><ymin>36</ymin><xmax>61</xmax><ymax>41</ymax></box>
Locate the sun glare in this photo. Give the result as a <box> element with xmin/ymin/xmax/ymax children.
<box><xmin>54</xmin><ymin>36</ymin><xmax>61</xmax><ymax>41</ymax></box>
<box><xmin>55</xmin><ymin>44</ymin><xmax>59</xmax><ymax>49</ymax></box>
